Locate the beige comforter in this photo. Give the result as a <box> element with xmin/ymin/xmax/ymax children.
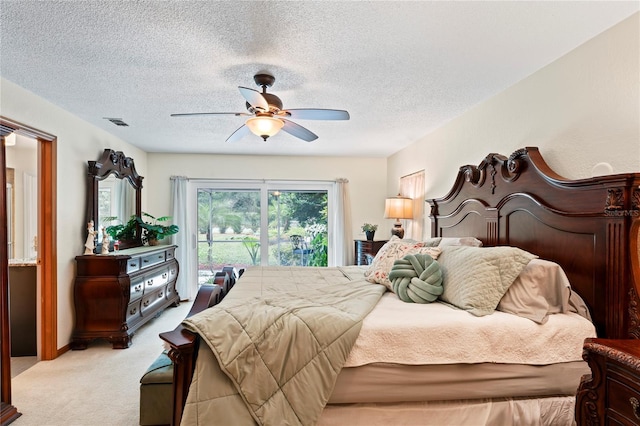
<box><xmin>181</xmin><ymin>267</ymin><xmax>385</xmax><ymax>426</ymax></box>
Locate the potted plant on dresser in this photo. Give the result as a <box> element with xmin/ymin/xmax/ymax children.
<box><xmin>104</xmin><ymin>215</ymin><xmax>140</xmax><ymax>249</ymax></box>
<box><xmin>138</xmin><ymin>212</ymin><xmax>179</xmax><ymax>246</ymax></box>
<box><xmin>361</xmin><ymin>223</ymin><xmax>378</xmax><ymax>241</ymax></box>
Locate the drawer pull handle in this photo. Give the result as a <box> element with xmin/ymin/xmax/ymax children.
<box><xmin>130</xmin><ymin>263</ymin><xmax>137</xmax><ymax>268</ymax></box>
<box><xmin>630</xmin><ymin>397</ymin><xmax>640</xmax><ymax>420</ymax></box>
<box><xmin>143</xmin><ymin>300</ymin><xmax>150</xmax><ymax>307</ymax></box>
<box><xmin>158</xmin><ymin>292</ymin><xmax>164</xmax><ymax>298</ymax></box>
<box><xmin>147</xmin><ymin>279</ymin><xmax>153</xmax><ymax>286</ymax></box>
<box><xmin>162</xmin><ymin>273</ymin><xmax>168</xmax><ymax>279</ymax></box>
<box><xmin>134</xmin><ymin>285</ymin><xmax>142</xmax><ymax>292</ymax></box>
<box><xmin>129</xmin><ymin>307</ymin><xmax>137</xmax><ymax>315</ymax></box>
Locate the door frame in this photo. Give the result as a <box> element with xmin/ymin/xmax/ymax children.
<box><xmin>1</xmin><ymin>117</ymin><xmax>57</xmax><ymax>360</ymax></box>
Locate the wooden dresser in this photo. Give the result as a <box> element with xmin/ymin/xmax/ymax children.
<box><xmin>354</xmin><ymin>239</ymin><xmax>388</xmax><ymax>265</ymax></box>
<box><xmin>576</xmin><ymin>338</ymin><xmax>640</xmax><ymax>425</ymax></box>
<box><xmin>71</xmin><ymin>245</ymin><xmax>180</xmax><ymax>349</ymax></box>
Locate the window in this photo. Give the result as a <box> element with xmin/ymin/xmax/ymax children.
<box><xmin>189</xmin><ymin>180</ymin><xmax>334</xmax><ymax>285</ymax></box>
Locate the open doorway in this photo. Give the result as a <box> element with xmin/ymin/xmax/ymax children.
<box><xmin>5</xmin><ymin>133</ymin><xmax>38</xmax><ymax>374</ymax></box>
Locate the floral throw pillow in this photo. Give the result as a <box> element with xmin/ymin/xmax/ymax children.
<box><xmin>365</xmin><ymin>237</ymin><xmax>441</xmax><ymax>289</ymax></box>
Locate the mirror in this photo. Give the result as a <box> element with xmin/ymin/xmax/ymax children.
<box><xmin>86</xmin><ymin>149</ymin><xmax>143</xmax><ymax>252</ymax></box>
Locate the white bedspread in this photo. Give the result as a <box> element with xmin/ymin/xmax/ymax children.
<box><xmin>224</xmin><ymin>266</ymin><xmax>595</xmax><ymax>368</ymax></box>
<box><xmin>345</xmin><ymin>292</ymin><xmax>596</xmax><ymax>367</ymax></box>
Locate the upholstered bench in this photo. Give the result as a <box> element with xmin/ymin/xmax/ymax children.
<box><xmin>139</xmin><ymin>267</ymin><xmax>241</xmax><ymax>425</ymax></box>
<box><xmin>139</xmin><ymin>351</ymin><xmax>174</xmax><ymax>425</ymax></box>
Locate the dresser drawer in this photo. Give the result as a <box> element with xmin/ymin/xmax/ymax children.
<box><xmin>141</xmin><ymin>252</ymin><xmax>166</xmax><ymax>269</ymax></box>
<box><xmin>126</xmin><ymin>257</ymin><xmax>140</xmax><ymax>273</ymax></box>
<box><xmin>166</xmin><ymin>248</ymin><xmax>175</xmax><ymax>261</ymax></box>
<box><xmin>608</xmin><ymin>372</ymin><xmax>640</xmax><ymax>424</ymax></box>
<box><xmin>143</xmin><ymin>268</ymin><xmax>170</xmax><ymax>291</ymax></box>
<box><xmin>141</xmin><ymin>287</ymin><xmax>166</xmax><ymax>315</ymax></box>
<box><xmin>130</xmin><ymin>277</ymin><xmax>144</xmax><ymax>302</ymax></box>
<box><xmin>164</xmin><ymin>282</ymin><xmax>177</xmax><ymax>301</ymax></box>
<box><xmin>126</xmin><ymin>301</ymin><xmax>141</xmax><ymax>323</ymax></box>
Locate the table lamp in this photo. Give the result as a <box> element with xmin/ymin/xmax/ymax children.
<box><xmin>384</xmin><ymin>195</ymin><xmax>413</xmax><ymax>238</ymax></box>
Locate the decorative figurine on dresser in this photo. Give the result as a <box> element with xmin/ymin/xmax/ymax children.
<box><xmin>101</xmin><ymin>227</ymin><xmax>110</xmax><ymax>254</ymax></box>
<box><xmin>84</xmin><ymin>220</ymin><xmax>97</xmax><ymax>255</ymax></box>
<box><xmin>71</xmin><ymin>149</ymin><xmax>180</xmax><ymax>349</ymax></box>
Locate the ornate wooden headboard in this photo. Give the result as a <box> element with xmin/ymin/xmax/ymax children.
<box><xmin>427</xmin><ymin>147</ymin><xmax>640</xmax><ymax>339</ymax></box>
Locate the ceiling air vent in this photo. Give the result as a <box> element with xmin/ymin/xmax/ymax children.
<box><xmin>0</xmin><ymin>123</ymin><xmax>17</xmax><ymax>137</ymax></box>
<box><xmin>103</xmin><ymin>117</ymin><xmax>129</xmax><ymax>127</ymax></box>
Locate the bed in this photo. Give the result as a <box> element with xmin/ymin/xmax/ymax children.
<box><xmin>160</xmin><ymin>147</ymin><xmax>640</xmax><ymax>425</ymax></box>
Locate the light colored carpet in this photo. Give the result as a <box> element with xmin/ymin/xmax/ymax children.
<box><xmin>11</xmin><ymin>356</ymin><xmax>38</xmax><ymax>378</ymax></box>
<box><xmin>11</xmin><ymin>301</ymin><xmax>192</xmax><ymax>426</ymax></box>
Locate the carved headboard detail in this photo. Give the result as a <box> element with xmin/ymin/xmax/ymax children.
<box><xmin>428</xmin><ymin>147</ymin><xmax>640</xmax><ymax>339</ymax></box>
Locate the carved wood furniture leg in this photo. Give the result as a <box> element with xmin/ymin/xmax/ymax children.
<box><xmin>575</xmin><ymin>351</ymin><xmax>604</xmax><ymax>425</ymax></box>
<box><xmin>109</xmin><ymin>334</ymin><xmax>133</xmax><ymax>349</ymax></box>
<box><xmin>160</xmin><ymin>326</ymin><xmax>197</xmax><ymax>426</ymax></box>
<box><xmin>69</xmin><ymin>339</ymin><xmax>89</xmax><ymax>350</ymax></box>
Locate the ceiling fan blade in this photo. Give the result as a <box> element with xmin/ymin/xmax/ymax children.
<box><xmin>170</xmin><ymin>112</ymin><xmax>250</xmax><ymax>117</ymax></box>
<box><xmin>280</xmin><ymin>119</ymin><xmax>318</xmax><ymax>142</ymax></box>
<box><xmin>238</xmin><ymin>87</ymin><xmax>269</xmax><ymax>111</ymax></box>
<box><xmin>225</xmin><ymin>124</ymin><xmax>251</xmax><ymax>143</ymax></box>
<box><xmin>279</xmin><ymin>109</ymin><xmax>350</xmax><ymax>120</ymax></box>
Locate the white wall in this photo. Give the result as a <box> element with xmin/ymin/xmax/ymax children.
<box><xmin>1</xmin><ymin>77</ymin><xmax>147</xmax><ymax>350</ymax></box>
<box><xmin>388</xmin><ymin>13</ymin><xmax>640</xmax><ymax>208</ymax></box>
<box><xmin>146</xmin><ymin>153</ymin><xmax>389</xmax><ymax>241</ymax></box>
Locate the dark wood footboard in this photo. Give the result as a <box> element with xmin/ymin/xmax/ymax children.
<box><xmin>159</xmin><ymin>267</ymin><xmax>241</xmax><ymax>426</ymax></box>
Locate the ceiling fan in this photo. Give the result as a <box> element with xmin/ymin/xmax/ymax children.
<box><xmin>171</xmin><ymin>73</ymin><xmax>350</xmax><ymax>142</ymax></box>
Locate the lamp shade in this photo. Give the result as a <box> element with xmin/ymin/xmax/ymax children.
<box><xmin>384</xmin><ymin>196</ymin><xmax>413</xmax><ymax>220</ymax></box>
<box><xmin>246</xmin><ymin>116</ymin><xmax>284</xmax><ymax>140</ymax></box>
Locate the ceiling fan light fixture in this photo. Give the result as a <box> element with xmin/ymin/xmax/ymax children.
<box><xmin>246</xmin><ymin>116</ymin><xmax>284</xmax><ymax>141</ymax></box>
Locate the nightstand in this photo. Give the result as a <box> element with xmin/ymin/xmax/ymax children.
<box><xmin>354</xmin><ymin>239</ymin><xmax>388</xmax><ymax>265</ymax></box>
<box><xmin>576</xmin><ymin>338</ymin><xmax>640</xmax><ymax>425</ymax></box>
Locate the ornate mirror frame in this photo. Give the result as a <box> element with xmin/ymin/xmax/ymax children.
<box><xmin>86</xmin><ymin>149</ymin><xmax>143</xmax><ymax>252</ymax></box>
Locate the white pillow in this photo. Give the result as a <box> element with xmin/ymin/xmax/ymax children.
<box><xmin>498</xmin><ymin>258</ymin><xmax>591</xmax><ymax>323</ymax></box>
<box><xmin>365</xmin><ymin>237</ymin><xmax>441</xmax><ymax>290</ymax></box>
<box><xmin>438</xmin><ymin>237</ymin><xmax>483</xmax><ymax>248</ymax></box>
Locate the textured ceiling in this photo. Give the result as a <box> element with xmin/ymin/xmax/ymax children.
<box><xmin>1</xmin><ymin>1</ymin><xmax>637</xmax><ymax>157</ymax></box>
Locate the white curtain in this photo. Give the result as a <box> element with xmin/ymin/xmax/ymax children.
<box><xmin>335</xmin><ymin>178</ymin><xmax>353</xmax><ymax>266</ymax></box>
<box><xmin>170</xmin><ymin>176</ymin><xmax>194</xmax><ymax>300</ymax></box>
<box><xmin>124</xmin><ymin>181</ymin><xmax>135</xmax><ymax>220</ymax></box>
<box><xmin>115</xmin><ymin>179</ymin><xmax>134</xmax><ymax>221</ymax></box>
<box><xmin>400</xmin><ymin>170</ymin><xmax>425</xmax><ymax>240</ymax></box>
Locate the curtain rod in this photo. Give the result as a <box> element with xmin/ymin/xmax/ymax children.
<box><xmin>401</xmin><ymin>169</ymin><xmax>425</xmax><ymax>179</ymax></box>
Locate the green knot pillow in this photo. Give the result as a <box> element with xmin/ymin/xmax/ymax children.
<box><xmin>388</xmin><ymin>253</ymin><xmax>443</xmax><ymax>303</ymax></box>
